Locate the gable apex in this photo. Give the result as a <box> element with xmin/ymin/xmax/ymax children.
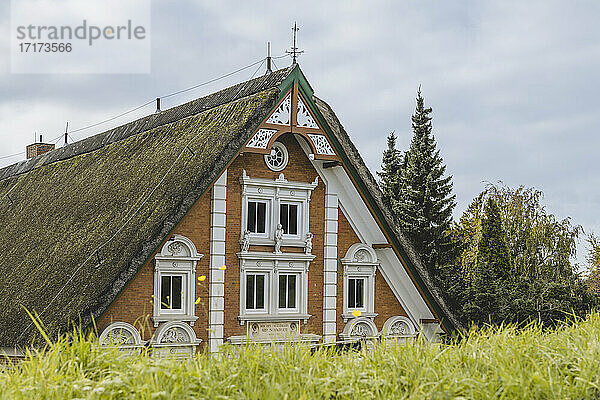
<box><xmin>242</xmin><ymin>66</ymin><xmax>338</xmax><ymax>162</ymax></box>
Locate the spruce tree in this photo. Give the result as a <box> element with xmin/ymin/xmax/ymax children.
<box><xmin>378</xmin><ymin>131</ymin><xmax>402</xmax><ymax>208</ymax></box>
<box><xmin>394</xmin><ymin>88</ymin><xmax>456</xmax><ymax>271</ymax></box>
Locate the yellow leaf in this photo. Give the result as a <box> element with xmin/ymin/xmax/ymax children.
<box><xmin>195</xmin><ymin>297</ymin><xmax>201</xmax><ymax>305</ymax></box>
<box><xmin>198</xmin><ymin>275</ymin><xmax>206</xmax><ymax>281</ymax></box>
<box><xmin>219</xmin><ymin>265</ymin><xmax>227</xmax><ymax>271</ymax></box>
<box><xmin>352</xmin><ymin>309</ymin><xmax>362</xmax><ymax>318</ymax></box>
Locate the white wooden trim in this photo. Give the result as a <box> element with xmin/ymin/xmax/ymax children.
<box><xmin>322</xmin><ymin>188</ymin><xmax>338</xmax><ymax>343</ymax></box>
<box><xmin>209</xmin><ymin>170</ymin><xmax>227</xmax><ymax>353</ymax></box>
<box><xmin>420</xmin><ymin>321</ymin><xmax>443</xmax><ymax>342</ymax></box>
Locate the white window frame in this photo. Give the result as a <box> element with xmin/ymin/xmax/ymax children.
<box><xmin>153</xmin><ymin>235</ymin><xmax>203</xmax><ymax>327</ymax></box>
<box><xmin>278</xmin><ymin>200</ymin><xmax>303</xmax><ymax>240</ymax></box>
<box><xmin>277</xmin><ymin>272</ymin><xmax>300</xmax><ymax>313</ymax></box>
<box><xmin>347</xmin><ymin>276</ymin><xmax>367</xmax><ymax>310</ymax></box>
<box><xmin>245</xmin><ymin>198</ymin><xmax>271</xmax><ymax>239</ymax></box>
<box><xmin>239</xmin><ymin>170</ymin><xmax>318</xmax><ymax>248</ymax></box>
<box><xmin>244</xmin><ymin>271</ymin><xmax>269</xmax><ymax>313</ymax></box>
<box><xmin>342</xmin><ymin>243</ymin><xmax>379</xmax><ymax>322</ymax></box>
<box><xmin>237</xmin><ymin>251</ymin><xmax>315</xmax><ymax>324</ymax></box>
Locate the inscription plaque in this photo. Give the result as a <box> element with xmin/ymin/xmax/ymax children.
<box><xmin>247</xmin><ymin>321</ymin><xmax>300</xmax><ymax>342</ymax></box>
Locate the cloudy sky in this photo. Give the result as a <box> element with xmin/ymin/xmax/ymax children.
<box><xmin>1</xmin><ymin>1</ymin><xmax>598</xmax><ymax>266</ymax></box>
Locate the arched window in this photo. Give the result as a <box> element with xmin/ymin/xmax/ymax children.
<box><xmin>341</xmin><ymin>243</ymin><xmax>379</xmax><ymax>322</ymax></box>
<box><xmin>153</xmin><ymin>235</ymin><xmax>203</xmax><ymax>327</ymax></box>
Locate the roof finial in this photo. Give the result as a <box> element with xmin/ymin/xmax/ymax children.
<box><xmin>266</xmin><ymin>42</ymin><xmax>272</xmax><ymax>74</ymax></box>
<box><xmin>286</xmin><ymin>22</ymin><xmax>303</xmax><ymax>65</ymax></box>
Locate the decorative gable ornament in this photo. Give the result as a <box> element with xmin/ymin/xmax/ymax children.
<box><xmin>308</xmin><ymin>134</ymin><xmax>336</xmax><ymax>156</ymax></box>
<box><xmin>244</xmin><ymin>85</ymin><xmax>339</xmax><ymax>160</ymax></box>
<box><xmin>247</xmin><ymin>129</ymin><xmax>277</xmax><ymax>149</ymax></box>
<box><xmin>382</xmin><ymin>316</ymin><xmax>416</xmax><ymax>338</ymax></box>
<box><xmin>296</xmin><ymin>97</ymin><xmax>319</xmax><ymax>129</ymax></box>
<box><xmin>266</xmin><ymin>92</ymin><xmax>292</xmax><ymax>125</ymax></box>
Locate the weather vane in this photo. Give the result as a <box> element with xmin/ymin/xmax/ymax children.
<box><xmin>286</xmin><ymin>22</ymin><xmax>304</xmax><ymax>65</ymax></box>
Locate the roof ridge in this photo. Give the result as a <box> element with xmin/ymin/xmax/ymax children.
<box><xmin>0</xmin><ymin>66</ymin><xmax>293</xmax><ymax>182</ymax></box>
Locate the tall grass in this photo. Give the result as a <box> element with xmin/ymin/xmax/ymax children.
<box><xmin>2</xmin><ymin>314</ymin><xmax>600</xmax><ymax>399</ymax></box>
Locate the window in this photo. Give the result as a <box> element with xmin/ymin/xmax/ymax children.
<box><xmin>246</xmin><ymin>274</ymin><xmax>266</xmax><ymax>310</ymax></box>
<box><xmin>341</xmin><ymin>243</ymin><xmax>379</xmax><ymax>322</ymax></box>
<box><xmin>161</xmin><ymin>275</ymin><xmax>183</xmax><ymax>310</ymax></box>
<box><xmin>237</xmin><ymin>252</ymin><xmax>315</xmax><ymax>323</ymax></box>
<box><xmin>347</xmin><ymin>278</ymin><xmax>365</xmax><ymax>309</ymax></box>
<box><xmin>239</xmin><ymin>170</ymin><xmax>318</xmax><ymax>248</ymax></box>
<box><xmin>247</xmin><ymin>201</ymin><xmax>267</xmax><ymax>234</ymax></box>
<box><xmin>279</xmin><ymin>203</ymin><xmax>299</xmax><ymax>235</ymax></box>
<box><xmin>153</xmin><ymin>235</ymin><xmax>203</xmax><ymax>327</ymax></box>
<box><xmin>278</xmin><ymin>274</ymin><xmax>297</xmax><ymax>309</ymax></box>
<box><xmin>264</xmin><ymin>142</ymin><xmax>289</xmax><ymax>171</ymax></box>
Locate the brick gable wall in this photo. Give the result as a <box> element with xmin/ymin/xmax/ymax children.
<box><xmin>98</xmin><ymin>132</ymin><xmax>406</xmax><ymax>346</ymax></box>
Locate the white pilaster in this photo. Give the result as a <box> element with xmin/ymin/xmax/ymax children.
<box><xmin>209</xmin><ymin>170</ymin><xmax>227</xmax><ymax>353</ymax></box>
<box><xmin>323</xmin><ymin>191</ymin><xmax>338</xmax><ymax>342</ymax></box>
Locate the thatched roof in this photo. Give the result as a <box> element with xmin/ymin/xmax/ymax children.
<box><xmin>0</xmin><ymin>65</ymin><xmax>459</xmax><ymax>347</ymax></box>
<box><xmin>0</xmin><ymin>69</ymin><xmax>290</xmax><ymax>347</ymax></box>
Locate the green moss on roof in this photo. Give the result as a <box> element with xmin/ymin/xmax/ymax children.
<box><xmin>0</xmin><ymin>88</ymin><xmax>279</xmax><ymax>347</ymax></box>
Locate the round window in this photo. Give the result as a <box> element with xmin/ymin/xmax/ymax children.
<box><xmin>264</xmin><ymin>142</ymin><xmax>289</xmax><ymax>171</ymax></box>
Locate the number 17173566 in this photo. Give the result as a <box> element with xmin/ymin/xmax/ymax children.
<box><xmin>19</xmin><ymin>42</ymin><xmax>72</xmax><ymax>52</ymax></box>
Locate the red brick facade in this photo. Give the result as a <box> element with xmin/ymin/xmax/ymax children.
<box><xmin>98</xmin><ymin>133</ymin><xmax>408</xmax><ymax>346</ymax></box>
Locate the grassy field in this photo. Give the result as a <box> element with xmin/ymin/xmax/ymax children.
<box><xmin>2</xmin><ymin>314</ymin><xmax>600</xmax><ymax>399</ymax></box>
